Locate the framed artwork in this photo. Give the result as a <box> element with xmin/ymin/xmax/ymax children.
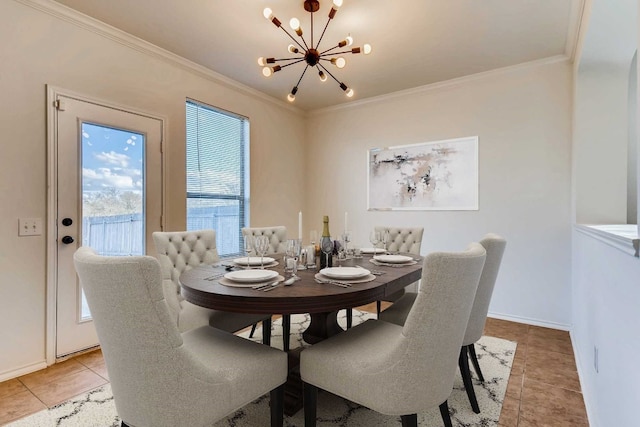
<box><xmin>367</xmin><ymin>136</ymin><xmax>478</xmax><ymax>211</ymax></box>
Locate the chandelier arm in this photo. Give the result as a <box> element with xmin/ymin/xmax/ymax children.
<box><xmin>295</xmin><ymin>65</ymin><xmax>310</xmax><ymax>88</ymax></box>
<box><xmin>320</xmin><ymin>45</ymin><xmax>340</xmax><ymax>55</ymax></box>
<box><xmin>279</xmin><ymin>26</ymin><xmax>307</xmax><ymax>52</ymax></box>
<box><xmin>271</xmin><ymin>56</ymin><xmax>305</xmax><ymax>62</ymax></box>
<box><xmin>317</xmin><ymin>63</ymin><xmax>342</xmax><ymax>85</ymax></box>
<box><xmin>320</xmin><ymin>49</ymin><xmax>359</xmax><ymax>56</ymax></box>
<box><xmin>315</xmin><ymin>17</ymin><xmax>332</xmax><ymax>50</ymax></box>
<box><xmin>279</xmin><ymin>59</ymin><xmax>307</xmax><ymax>69</ymax></box>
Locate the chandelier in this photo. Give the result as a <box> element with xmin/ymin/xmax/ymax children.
<box><xmin>259</xmin><ymin>0</ymin><xmax>372</xmax><ymax>103</ymax></box>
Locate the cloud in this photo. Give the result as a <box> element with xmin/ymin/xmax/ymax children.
<box><xmin>82</xmin><ymin>167</ymin><xmax>142</xmax><ymax>191</ymax></box>
<box><xmin>94</xmin><ymin>151</ymin><xmax>130</xmax><ymax>168</ymax></box>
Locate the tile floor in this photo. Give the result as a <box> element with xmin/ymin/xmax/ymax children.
<box><xmin>0</xmin><ymin>305</ymin><xmax>589</xmax><ymax>426</ymax></box>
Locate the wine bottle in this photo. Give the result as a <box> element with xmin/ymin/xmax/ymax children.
<box><xmin>320</xmin><ymin>215</ymin><xmax>333</xmax><ymax>269</ymax></box>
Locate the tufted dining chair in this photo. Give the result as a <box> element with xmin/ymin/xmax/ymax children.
<box><xmin>345</xmin><ymin>226</ymin><xmax>424</xmax><ymax>329</ymax></box>
<box><xmin>73</xmin><ymin>246</ymin><xmax>287</xmax><ymax>427</ymax></box>
<box><xmin>380</xmin><ymin>233</ymin><xmax>507</xmax><ymax>414</ymax></box>
<box><xmin>152</xmin><ymin>230</ymin><xmax>272</xmax><ymax>343</ymax></box>
<box><xmin>242</xmin><ymin>226</ymin><xmax>292</xmax><ymax>351</ymax></box>
<box><xmin>301</xmin><ymin>243</ymin><xmax>486</xmax><ymax>427</ymax></box>
<box><xmin>242</xmin><ymin>226</ymin><xmax>288</xmax><ymax>254</ymax></box>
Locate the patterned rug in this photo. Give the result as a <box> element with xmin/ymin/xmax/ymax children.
<box><xmin>8</xmin><ymin>310</ymin><xmax>516</xmax><ymax>427</ymax></box>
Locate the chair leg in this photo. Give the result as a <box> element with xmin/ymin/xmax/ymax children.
<box><xmin>270</xmin><ymin>384</ymin><xmax>284</xmax><ymax>427</ymax></box>
<box><xmin>346</xmin><ymin>308</ymin><xmax>353</xmax><ymax>329</ymax></box>
<box><xmin>262</xmin><ymin>318</ymin><xmax>272</xmax><ymax>346</ymax></box>
<box><xmin>400</xmin><ymin>414</ymin><xmax>417</xmax><ymax>427</ymax></box>
<box><xmin>376</xmin><ymin>300</ymin><xmax>382</xmax><ymax>317</ymax></box>
<box><xmin>439</xmin><ymin>401</ymin><xmax>452</xmax><ymax>427</ymax></box>
<box><xmin>283</xmin><ymin>314</ymin><xmax>291</xmax><ymax>351</ymax></box>
<box><xmin>249</xmin><ymin>323</ymin><xmax>258</xmax><ymax>338</ymax></box>
<box><xmin>459</xmin><ymin>346</ymin><xmax>480</xmax><ymax>414</ymax></box>
<box><xmin>468</xmin><ymin>343</ymin><xmax>484</xmax><ymax>381</ymax></box>
<box><xmin>121</xmin><ymin>422</ymin><xmax>130</xmax><ymax>427</ymax></box>
<box><xmin>303</xmin><ymin>382</ymin><xmax>318</xmax><ymax>427</ymax></box>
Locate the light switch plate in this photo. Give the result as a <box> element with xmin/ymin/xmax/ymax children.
<box><xmin>19</xmin><ymin>218</ymin><xmax>43</xmax><ymax>236</ymax></box>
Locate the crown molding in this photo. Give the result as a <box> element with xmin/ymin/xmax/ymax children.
<box><xmin>565</xmin><ymin>0</ymin><xmax>587</xmax><ymax>63</ymax></box>
<box><xmin>15</xmin><ymin>0</ymin><xmax>303</xmax><ymax>116</ymax></box>
<box><xmin>311</xmin><ymin>55</ymin><xmax>571</xmax><ymax>115</ymax></box>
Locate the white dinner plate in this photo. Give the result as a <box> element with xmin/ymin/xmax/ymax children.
<box><xmin>360</xmin><ymin>247</ymin><xmax>387</xmax><ymax>254</ymax></box>
<box><xmin>373</xmin><ymin>254</ymin><xmax>414</xmax><ymax>264</ymax></box>
<box><xmin>224</xmin><ymin>269</ymin><xmax>279</xmax><ymax>283</ymax></box>
<box><xmin>319</xmin><ymin>267</ymin><xmax>371</xmax><ymax>280</ymax></box>
<box><xmin>233</xmin><ymin>256</ymin><xmax>275</xmax><ymax>266</ymax></box>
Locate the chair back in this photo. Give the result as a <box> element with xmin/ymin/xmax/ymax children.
<box><xmin>152</xmin><ymin>229</ymin><xmax>219</xmax><ymax>324</ymax></box>
<box><xmin>73</xmin><ymin>247</ymin><xmax>185</xmax><ymax>424</ymax></box>
<box><xmin>242</xmin><ymin>226</ymin><xmax>288</xmax><ymax>254</ymax></box>
<box><xmin>374</xmin><ymin>226</ymin><xmax>423</xmax><ymax>254</ymax></box>
<box><xmin>398</xmin><ymin>243</ymin><xmax>486</xmax><ymax>405</ymax></box>
<box><xmin>463</xmin><ymin>233</ymin><xmax>507</xmax><ymax>345</ymax></box>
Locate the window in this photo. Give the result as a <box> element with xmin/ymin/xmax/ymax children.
<box><xmin>186</xmin><ymin>100</ymin><xmax>249</xmax><ymax>257</ymax></box>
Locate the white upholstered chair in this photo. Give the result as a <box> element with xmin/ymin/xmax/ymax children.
<box><xmin>152</xmin><ymin>230</ymin><xmax>272</xmax><ymax>343</ymax></box>
<box><xmin>73</xmin><ymin>247</ymin><xmax>288</xmax><ymax>427</ymax></box>
<box><xmin>242</xmin><ymin>226</ymin><xmax>292</xmax><ymax>350</ymax></box>
<box><xmin>301</xmin><ymin>243</ymin><xmax>486</xmax><ymax>427</ymax></box>
<box><xmin>345</xmin><ymin>226</ymin><xmax>424</xmax><ymax>328</ymax></box>
<box><xmin>380</xmin><ymin>233</ymin><xmax>507</xmax><ymax>414</ymax></box>
<box><xmin>242</xmin><ymin>226</ymin><xmax>288</xmax><ymax>254</ymax></box>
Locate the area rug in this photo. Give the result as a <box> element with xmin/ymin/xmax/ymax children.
<box><xmin>8</xmin><ymin>310</ymin><xmax>516</xmax><ymax>427</ymax></box>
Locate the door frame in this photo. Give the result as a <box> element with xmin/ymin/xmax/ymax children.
<box><xmin>45</xmin><ymin>85</ymin><xmax>166</xmax><ymax>364</ymax></box>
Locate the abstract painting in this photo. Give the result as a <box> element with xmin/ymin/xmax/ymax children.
<box><xmin>368</xmin><ymin>136</ymin><xmax>478</xmax><ymax>210</ymax></box>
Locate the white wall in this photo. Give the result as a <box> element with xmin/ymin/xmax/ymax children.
<box><xmin>305</xmin><ymin>60</ymin><xmax>573</xmax><ymax>327</ymax></box>
<box><xmin>0</xmin><ymin>1</ymin><xmax>305</xmax><ymax>380</ymax></box>
<box><xmin>572</xmin><ymin>230</ymin><xmax>640</xmax><ymax>426</ymax></box>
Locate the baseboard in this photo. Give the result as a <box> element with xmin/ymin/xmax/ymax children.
<box><xmin>569</xmin><ymin>330</ymin><xmax>597</xmax><ymax>427</ymax></box>
<box><xmin>0</xmin><ymin>360</ymin><xmax>48</xmax><ymax>383</ymax></box>
<box><xmin>487</xmin><ymin>311</ymin><xmax>571</xmax><ymax>331</ymax></box>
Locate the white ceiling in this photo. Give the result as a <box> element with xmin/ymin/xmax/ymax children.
<box><xmin>51</xmin><ymin>0</ymin><xmax>583</xmax><ymax>111</ymax></box>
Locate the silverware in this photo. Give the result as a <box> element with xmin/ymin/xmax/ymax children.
<box><xmin>314</xmin><ymin>278</ymin><xmax>351</xmax><ymax>288</ymax></box>
<box><xmin>204</xmin><ymin>272</ymin><xmax>226</xmax><ymax>281</ymax></box>
<box><xmin>261</xmin><ymin>283</ymin><xmax>282</xmax><ymax>292</ymax></box>
<box><xmin>252</xmin><ymin>280</ymin><xmax>281</xmax><ymax>291</ymax></box>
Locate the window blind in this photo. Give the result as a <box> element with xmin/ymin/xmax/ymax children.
<box><xmin>186</xmin><ymin>100</ymin><xmax>249</xmax><ymax>256</ymax></box>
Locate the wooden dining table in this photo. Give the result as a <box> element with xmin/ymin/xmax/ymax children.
<box><xmin>179</xmin><ymin>253</ymin><xmax>423</xmax><ymax>415</ymax></box>
<box><xmin>180</xmin><ymin>254</ymin><xmax>423</xmax><ymax>343</ymax></box>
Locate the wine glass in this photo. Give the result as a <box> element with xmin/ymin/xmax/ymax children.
<box><xmin>336</xmin><ymin>238</ymin><xmax>347</xmax><ymax>267</ymax></box>
<box><xmin>285</xmin><ymin>239</ymin><xmax>302</xmax><ymax>278</ymax></box>
<box><xmin>369</xmin><ymin>230</ymin><xmax>380</xmax><ymax>250</ymax></box>
<box><xmin>254</xmin><ymin>235</ymin><xmax>270</xmax><ymax>269</ymax></box>
<box><xmin>382</xmin><ymin>230</ymin><xmax>390</xmax><ymax>254</ymax></box>
<box><xmin>243</xmin><ymin>235</ymin><xmax>254</xmax><ymax>268</ymax></box>
<box><xmin>341</xmin><ymin>232</ymin><xmax>351</xmax><ymax>255</ymax></box>
<box><xmin>320</xmin><ymin>236</ymin><xmax>334</xmax><ymax>268</ymax></box>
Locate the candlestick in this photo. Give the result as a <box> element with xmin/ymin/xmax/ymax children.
<box><xmin>344</xmin><ymin>211</ymin><xmax>348</xmax><ymax>234</ymax></box>
<box><xmin>298</xmin><ymin>211</ymin><xmax>303</xmax><ymax>240</ymax></box>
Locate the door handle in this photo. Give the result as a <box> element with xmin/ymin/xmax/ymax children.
<box><xmin>62</xmin><ymin>218</ymin><xmax>73</xmax><ymax>226</ymax></box>
<box><xmin>61</xmin><ymin>236</ymin><xmax>74</xmax><ymax>244</ymax></box>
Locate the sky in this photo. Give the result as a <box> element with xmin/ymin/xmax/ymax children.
<box><xmin>81</xmin><ymin>123</ymin><xmax>144</xmax><ymax>194</ymax></box>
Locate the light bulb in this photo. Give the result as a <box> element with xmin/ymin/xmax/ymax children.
<box><xmin>318</xmin><ymin>70</ymin><xmax>327</xmax><ymax>82</ymax></box>
<box><xmin>333</xmin><ymin>0</ymin><xmax>343</xmax><ymax>9</ymax></box>
<box><xmin>333</xmin><ymin>57</ymin><xmax>346</xmax><ymax>68</ymax></box>
<box><xmin>345</xmin><ymin>35</ymin><xmax>353</xmax><ymax>46</ymax></box>
<box><xmin>258</xmin><ymin>57</ymin><xmax>266</xmax><ymax>66</ymax></box>
<box><xmin>287</xmin><ymin>93</ymin><xmax>296</xmax><ymax>102</ymax></box>
<box><xmin>346</xmin><ymin>88</ymin><xmax>354</xmax><ymax>97</ymax></box>
<box><xmin>288</xmin><ymin>44</ymin><xmax>299</xmax><ymax>54</ymax></box>
<box><xmin>290</xmin><ymin>17</ymin><xmax>300</xmax><ymax>30</ymax></box>
<box><xmin>262</xmin><ymin>67</ymin><xmax>273</xmax><ymax>77</ymax></box>
<box><xmin>363</xmin><ymin>44</ymin><xmax>372</xmax><ymax>55</ymax></box>
<box><xmin>263</xmin><ymin>7</ymin><xmax>273</xmax><ymax>20</ymax></box>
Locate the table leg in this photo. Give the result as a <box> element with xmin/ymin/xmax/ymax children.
<box><xmin>301</xmin><ymin>311</ymin><xmax>344</xmax><ymax>344</ymax></box>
